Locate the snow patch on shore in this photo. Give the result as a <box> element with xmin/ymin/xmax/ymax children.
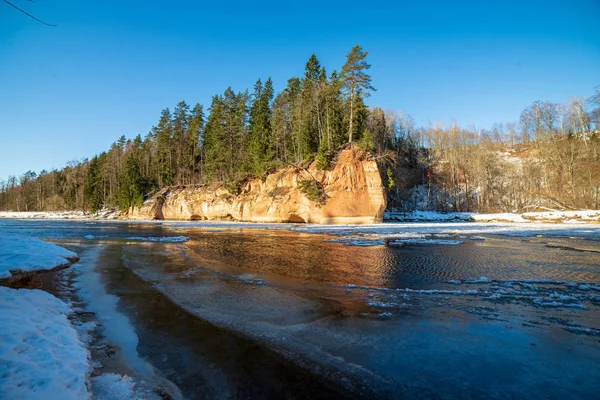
<box><xmin>0</xmin><ymin>286</ymin><xmax>90</xmax><ymax>399</ymax></box>
<box><xmin>0</xmin><ymin>234</ymin><xmax>77</xmax><ymax>279</ymax></box>
<box><xmin>384</xmin><ymin>209</ymin><xmax>600</xmax><ymax>223</ymax></box>
<box><xmin>0</xmin><ymin>210</ymin><xmax>119</xmax><ymax>220</ymax></box>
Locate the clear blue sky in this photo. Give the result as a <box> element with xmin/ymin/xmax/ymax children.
<box><xmin>1</xmin><ymin>0</ymin><xmax>599</xmax><ymax>179</ymax></box>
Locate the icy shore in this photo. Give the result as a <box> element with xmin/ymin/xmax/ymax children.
<box><xmin>1</xmin><ymin>209</ymin><xmax>599</xmax><ymax>224</ymax></box>
<box><xmin>384</xmin><ymin>209</ymin><xmax>600</xmax><ymax>223</ymax></box>
<box><xmin>0</xmin><ymin>209</ymin><xmax>118</xmax><ymax>220</ymax></box>
<box><xmin>0</xmin><ymin>234</ymin><xmax>159</xmax><ymax>399</ymax></box>
<box><xmin>0</xmin><ymin>234</ymin><xmax>78</xmax><ymax>279</ymax></box>
<box><xmin>0</xmin><ymin>287</ymin><xmax>90</xmax><ymax>399</ymax></box>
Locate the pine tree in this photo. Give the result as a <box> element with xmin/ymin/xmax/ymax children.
<box><xmin>247</xmin><ymin>78</ymin><xmax>274</xmax><ymax>174</ymax></box>
<box><xmin>326</xmin><ymin>70</ymin><xmax>344</xmax><ymax>149</ymax></box>
<box><xmin>340</xmin><ymin>45</ymin><xmax>375</xmax><ymax>143</ymax></box>
<box><xmin>155</xmin><ymin>108</ymin><xmax>173</xmax><ymax>186</ymax></box>
<box><xmin>172</xmin><ymin>101</ymin><xmax>190</xmax><ymax>184</ymax></box>
<box><xmin>85</xmin><ymin>155</ymin><xmax>103</xmax><ymax>212</ymax></box>
<box><xmin>186</xmin><ymin>103</ymin><xmax>204</xmax><ymax>183</ymax></box>
<box><xmin>203</xmin><ymin>95</ymin><xmax>227</xmax><ymax>181</ymax></box>
<box><xmin>117</xmin><ymin>135</ymin><xmax>149</xmax><ymax>211</ymax></box>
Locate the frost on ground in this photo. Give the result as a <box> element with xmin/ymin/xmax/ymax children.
<box><xmin>0</xmin><ymin>234</ymin><xmax>78</xmax><ymax>279</ymax></box>
<box><xmin>0</xmin><ymin>286</ymin><xmax>90</xmax><ymax>400</ymax></box>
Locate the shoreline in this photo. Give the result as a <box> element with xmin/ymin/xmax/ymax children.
<box><xmin>1</xmin><ymin>209</ymin><xmax>599</xmax><ymax>224</ymax></box>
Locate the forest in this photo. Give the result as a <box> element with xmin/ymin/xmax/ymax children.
<box><xmin>1</xmin><ymin>45</ymin><xmax>599</xmax><ymax>214</ymax></box>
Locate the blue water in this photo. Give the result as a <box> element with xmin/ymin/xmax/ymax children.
<box><xmin>2</xmin><ymin>218</ymin><xmax>600</xmax><ymax>399</ymax></box>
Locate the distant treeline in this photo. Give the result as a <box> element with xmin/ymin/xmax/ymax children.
<box><xmin>1</xmin><ymin>45</ymin><xmax>599</xmax><ymax>214</ymax></box>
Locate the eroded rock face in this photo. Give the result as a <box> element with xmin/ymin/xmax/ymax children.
<box><xmin>129</xmin><ymin>148</ymin><xmax>387</xmax><ymax>224</ymax></box>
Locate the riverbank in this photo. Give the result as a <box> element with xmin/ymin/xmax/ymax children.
<box><xmin>0</xmin><ymin>234</ymin><xmax>166</xmax><ymax>399</ymax></box>
<box><xmin>2</xmin><ymin>209</ymin><xmax>599</xmax><ymax>224</ymax></box>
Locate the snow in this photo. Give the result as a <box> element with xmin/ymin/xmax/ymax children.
<box><xmin>91</xmin><ymin>374</ymin><xmax>160</xmax><ymax>400</ymax></box>
<box><xmin>384</xmin><ymin>209</ymin><xmax>600</xmax><ymax>223</ymax></box>
<box><xmin>0</xmin><ymin>211</ymin><xmax>88</xmax><ymax>220</ymax></box>
<box><xmin>0</xmin><ymin>286</ymin><xmax>90</xmax><ymax>400</ymax></box>
<box><xmin>0</xmin><ymin>234</ymin><xmax>78</xmax><ymax>279</ymax></box>
<box><xmin>0</xmin><ymin>210</ymin><xmax>119</xmax><ymax>220</ymax></box>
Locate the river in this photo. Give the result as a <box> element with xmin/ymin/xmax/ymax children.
<box><xmin>2</xmin><ymin>219</ymin><xmax>599</xmax><ymax>399</ymax></box>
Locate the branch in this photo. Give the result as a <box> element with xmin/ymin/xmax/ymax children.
<box><xmin>3</xmin><ymin>0</ymin><xmax>56</xmax><ymax>26</ymax></box>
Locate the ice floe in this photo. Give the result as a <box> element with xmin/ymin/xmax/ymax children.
<box><xmin>125</xmin><ymin>236</ymin><xmax>189</xmax><ymax>243</ymax></box>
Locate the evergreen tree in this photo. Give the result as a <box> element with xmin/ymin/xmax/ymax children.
<box><xmin>326</xmin><ymin>70</ymin><xmax>344</xmax><ymax>149</ymax></box>
<box><xmin>186</xmin><ymin>103</ymin><xmax>204</xmax><ymax>183</ymax></box>
<box><xmin>117</xmin><ymin>136</ymin><xmax>149</xmax><ymax>211</ymax></box>
<box><xmin>340</xmin><ymin>45</ymin><xmax>375</xmax><ymax>143</ymax></box>
<box><xmin>155</xmin><ymin>108</ymin><xmax>173</xmax><ymax>186</ymax></box>
<box><xmin>85</xmin><ymin>155</ymin><xmax>103</xmax><ymax>212</ymax></box>
<box><xmin>172</xmin><ymin>101</ymin><xmax>190</xmax><ymax>184</ymax></box>
<box><xmin>247</xmin><ymin>77</ymin><xmax>274</xmax><ymax>174</ymax></box>
<box><xmin>203</xmin><ymin>95</ymin><xmax>227</xmax><ymax>181</ymax></box>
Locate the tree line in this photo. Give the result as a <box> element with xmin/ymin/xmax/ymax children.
<box><xmin>1</xmin><ymin>43</ymin><xmax>599</xmax><ymax>214</ymax></box>
<box><xmin>388</xmin><ymin>89</ymin><xmax>600</xmax><ymax>212</ymax></box>
<box><xmin>0</xmin><ymin>45</ymin><xmax>380</xmax><ymax>212</ymax></box>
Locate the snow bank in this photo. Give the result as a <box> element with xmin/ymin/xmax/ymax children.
<box><xmin>0</xmin><ymin>286</ymin><xmax>90</xmax><ymax>400</ymax></box>
<box><xmin>384</xmin><ymin>209</ymin><xmax>600</xmax><ymax>223</ymax></box>
<box><xmin>0</xmin><ymin>210</ymin><xmax>120</xmax><ymax>220</ymax></box>
<box><xmin>0</xmin><ymin>211</ymin><xmax>87</xmax><ymax>220</ymax></box>
<box><xmin>0</xmin><ymin>234</ymin><xmax>78</xmax><ymax>279</ymax></box>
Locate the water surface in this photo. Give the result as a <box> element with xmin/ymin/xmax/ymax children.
<box><xmin>2</xmin><ymin>219</ymin><xmax>599</xmax><ymax>399</ymax></box>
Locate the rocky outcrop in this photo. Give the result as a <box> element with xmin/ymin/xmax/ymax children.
<box><xmin>129</xmin><ymin>148</ymin><xmax>387</xmax><ymax>224</ymax></box>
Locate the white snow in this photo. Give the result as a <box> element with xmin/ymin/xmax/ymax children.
<box><xmin>91</xmin><ymin>373</ymin><xmax>160</xmax><ymax>400</ymax></box>
<box><xmin>0</xmin><ymin>211</ymin><xmax>88</xmax><ymax>220</ymax></box>
<box><xmin>0</xmin><ymin>234</ymin><xmax>78</xmax><ymax>279</ymax></box>
<box><xmin>384</xmin><ymin>209</ymin><xmax>600</xmax><ymax>223</ymax></box>
<box><xmin>0</xmin><ymin>286</ymin><xmax>90</xmax><ymax>400</ymax></box>
<box><xmin>0</xmin><ymin>210</ymin><xmax>119</xmax><ymax>220</ymax></box>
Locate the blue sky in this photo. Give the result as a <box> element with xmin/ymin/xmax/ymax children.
<box><xmin>1</xmin><ymin>0</ymin><xmax>599</xmax><ymax>179</ymax></box>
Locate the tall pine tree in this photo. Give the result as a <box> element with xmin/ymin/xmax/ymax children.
<box><xmin>340</xmin><ymin>45</ymin><xmax>375</xmax><ymax>143</ymax></box>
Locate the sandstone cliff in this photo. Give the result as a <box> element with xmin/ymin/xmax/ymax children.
<box><xmin>129</xmin><ymin>148</ymin><xmax>387</xmax><ymax>224</ymax></box>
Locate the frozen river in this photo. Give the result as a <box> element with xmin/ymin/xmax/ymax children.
<box><xmin>2</xmin><ymin>219</ymin><xmax>599</xmax><ymax>399</ymax></box>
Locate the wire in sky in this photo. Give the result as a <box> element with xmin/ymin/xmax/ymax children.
<box><xmin>3</xmin><ymin>0</ymin><xmax>57</xmax><ymax>26</ymax></box>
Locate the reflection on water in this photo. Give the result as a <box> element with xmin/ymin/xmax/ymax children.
<box><xmin>178</xmin><ymin>229</ymin><xmax>600</xmax><ymax>287</ymax></box>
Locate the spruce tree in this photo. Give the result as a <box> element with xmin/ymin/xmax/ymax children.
<box><xmin>155</xmin><ymin>108</ymin><xmax>173</xmax><ymax>186</ymax></box>
<box><xmin>247</xmin><ymin>78</ymin><xmax>274</xmax><ymax>174</ymax></box>
<box><xmin>203</xmin><ymin>95</ymin><xmax>227</xmax><ymax>181</ymax></box>
<box><xmin>172</xmin><ymin>101</ymin><xmax>191</xmax><ymax>184</ymax></box>
<box><xmin>117</xmin><ymin>135</ymin><xmax>149</xmax><ymax>211</ymax></box>
<box><xmin>85</xmin><ymin>156</ymin><xmax>103</xmax><ymax>212</ymax></box>
<box><xmin>186</xmin><ymin>103</ymin><xmax>204</xmax><ymax>183</ymax></box>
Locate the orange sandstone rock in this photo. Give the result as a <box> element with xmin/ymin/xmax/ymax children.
<box><xmin>129</xmin><ymin>148</ymin><xmax>386</xmax><ymax>224</ymax></box>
